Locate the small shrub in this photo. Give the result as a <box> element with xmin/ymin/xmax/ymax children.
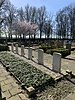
<box><xmin>39</xmin><ymin>46</ymin><xmax>51</xmax><ymax>53</ymax></box>
<box><xmin>46</xmin><ymin>48</ymin><xmax>70</xmax><ymax>58</ymax></box>
<box><xmin>50</xmin><ymin>40</ymin><xmax>64</xmax><ymax>48</ymax></box>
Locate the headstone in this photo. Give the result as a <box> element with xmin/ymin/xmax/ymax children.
<box><xmin>21</xmin><ymin>45</ymin><xmax>25</xmax><ymax>56</ymax></box>
<box><xmin>28</xmin><ymin>47</ymin><xmax>32</xmax><ymax>60</ymax></box>
<box><xmin>52</xmin><ymin>52</ymin><xmax>61</xmax><ymax>73</ymax></box>
<box><xmin>38</xmin><ymin>49</ymin><xmax>44</xmax><ymax>65</ymax></box>
<box><xmin>66</xmin><ymin>43</ymin><xmax>71</xmax><ymax>54</ymax></box>
<box><xmin>16</xmin><ymin>44</ymin><xmax>18</xmax><ymax>54</ymax></box>
<box><xmin>11</xmin><ymin>43</ymin><xmax>14</xmax><ymax>52</ymax></box>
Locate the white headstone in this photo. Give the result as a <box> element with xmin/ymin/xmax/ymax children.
<box><xmin>28</xmin><ymin>47</ymin><xmax>32</xmax><ymax>60</ymax></box>
<box><xmin>38</xmin><ymin>49</ymin><xmax>44</xmax><ymax>65</ymax></box>
<box><xmin>11</xmin><ymin>43</ymin><xmax>14</xmax><ymax>52</ymax></box>
<box><xmin>52</xmin><ymin>52</ymin><xmax>61</xmax><ymax>73</ymax></box>
<box><xmin>16</xmin><ymin>44</ymin><xmax>18</xmax><ymax>54</ymax></box>
<box><xmin>21</xmin><ymin>45</ymin><xmax>25</xmax><ymax>56</ymax></box>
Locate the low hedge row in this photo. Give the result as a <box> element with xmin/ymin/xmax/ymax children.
<box><xmin>39</xmin><ymin>45</ymin><xmax>70</xmax><ymax>58</ymax></box>
<box><xmin>0</xmin><ymin>44</ymin><xmax>9</xmax><ymax>51</ymax></box>
<box><xmin>46</xmin><ymin>48</ymin><xmax>70</xmax><ymax>58</ymax></box>
<box><xmin>0</xmin><ymin>52</ymin><xmax>54</xmax><ymax>89</ymax></box>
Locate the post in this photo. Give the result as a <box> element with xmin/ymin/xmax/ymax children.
<box><xmin>28</xmin><ymin>47</ymin><xmax>32</xmax><ymax>60</ymax></box>
<box><xmin>15</xmin><ymin>44</ymin><xmax>18</xmax><ymax>54</ymax></box>
<box><xmin>21</xmin><ymin>45</ymin><xmax>25</xmax><ymax>56</ymax></box>
<box><xmin>11</xmin><ymin>43</ymin><xmax>14</xmax><ymax>52</ymax></box>
<box><xmin>38</xmin><ymin>49</ymin><xmax>44</xmax><ymax>65</ymax></box>
<box><xmin>52</xmin><ymin>52</ymin><xmax>61</xmax><ymax>73</ymax></box>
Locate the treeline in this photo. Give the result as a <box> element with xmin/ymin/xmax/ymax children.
<box><xmin>0</xmin><ymin>0</ymin><xmax>75</xmax><ymax>39</ymax></box>
<box><xmin>56</xmin><ymin>4</ymin><xmax>75</xmax><ymax>39</ymax></box>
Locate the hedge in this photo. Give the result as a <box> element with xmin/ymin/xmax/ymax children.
<box><xmin>0</xmin><ymin>44</ymin><xmax>9</xmax><ymax>51</ymax></box>
<box><xmin>46</xmin><ymin>48</ymin><xmax>70</xmax><ymax>58</ymax></box>
<box><xmin>39</xmin><ymin>46</ymin><xmax>51</xmax><ymax>53</ymax></box>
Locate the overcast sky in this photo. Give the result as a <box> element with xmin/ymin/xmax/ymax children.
<box><xmin>10</xmin><ymin>0</ymin><xmax>75</xmax><ymax>15</ymax></box>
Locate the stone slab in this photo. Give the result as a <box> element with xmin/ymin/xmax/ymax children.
<box><xmin>1</xmin><ymin>84</ymin><xmax>13</xmax><ymax>92</ymax></box>
<box><xmin>9</xmin><ymin>88</ymin><xmax>22</xmax><ymax>96</ymax></box>
<box><xmin>8</xmin><ymin>95</ymin><xmax>21</xmax><ymax>100</ymax></box>
<box><xmin>3</xmin><ymin>90</ymin><xmax>11</xmax><ymax>99</ymax></box>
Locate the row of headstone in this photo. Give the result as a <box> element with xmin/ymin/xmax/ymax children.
<box><xmin>38</xmin><ymin>49</ymin><xmax>61</xmax><ymax>73</ymax></box>
<box><xmin>11</xmin><ymin>43</ymin><xmax>62</xmax><ymax>73</ymax></box>
<box><xmin>11</xmin><ymin>43</ymin><xmax>33</xmax><ymax>59</ymax></box>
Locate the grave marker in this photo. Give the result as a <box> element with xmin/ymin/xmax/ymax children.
<box><xmin>38</xmin><ymin>49</ymin><xmax>44</xmax><ymax>65</ymax></box>
<box><xmin>21</xmin><ymin>45</ymin><xmax>25</xmax><ymax>56</ymax></box>
<box><xmin>28</xmin><ymin>47</ymin><xmax>32</xmax><ymax>60</ymax></box>
<box><xmin>52</xmin><ymin>52</ymin><xmax>61</xmax><ymax>73</ymax></box>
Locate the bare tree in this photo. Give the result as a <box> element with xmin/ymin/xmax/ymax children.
<box><xmin>0</xmin><ymin>0</ymin><xmax>6</xmax><ymax>25</ymax></box>
<box><xmin>56</xmin><ymin>9</ymin><xmax>68</xmax><ymax>39</ymax></box>
<box><xmin>17</xmin><ymin>7</ymin><xmax>25</xmax><ymax>22</ymax></box>
<box><xmin>6</xmin><ymin>2</ymin><xmax>17</xmax><ymax>39</ymax></box>
<box><xmin>24</xmin><ymin>4</ymin><xmax>30</xmax><ymax>22</ymax></box>
<box><xmin>56</xmin><ymin>3</ymin><xmax>75</xmax><ymax>39</ymax></box>
<box><xmin>37</xmin><ymin>6</ymin><xmax>47</xmax><ymax>39</ymax></box>
<box><xmin>43</xmin><ymin>15</ymin><xmax>53</xmax><ymax>38</ymax></box>
<box><xmin>29</xmin><ymin>6</ymin><xmax>37</xmax><ymax>23</ymax></box>
<box><xmin>0</xmin><ymin>0</ymin><xmax>5</xmax><ymax>8</ymax></box>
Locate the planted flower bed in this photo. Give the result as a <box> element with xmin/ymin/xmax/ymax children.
<box><xmin>36</xmin><ymin>78</ymin><xmax>75</xmax><ymax>100</ymax></box>
<box><xmin>0</xmin><ymin>52</ymin><xmax>54</xmax><ymax>89</ymax></box>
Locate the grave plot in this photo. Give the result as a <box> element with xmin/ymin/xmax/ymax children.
<box><xmin>0</xmin><ymin>51</ymin><xmax>54</xmax><ymax>95</ymax></box>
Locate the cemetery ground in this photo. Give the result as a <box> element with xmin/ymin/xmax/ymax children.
<box><xmin>1</xmin><ymin>45</ymin><xmax>75</xmax><ymax>100</ymax></box>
